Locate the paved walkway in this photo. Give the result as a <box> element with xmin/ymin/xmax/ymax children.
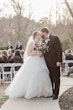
<box><xmin>1</xmin><ymin>77</ymin><xmax>73</xmax><ymax>110</ymax></box>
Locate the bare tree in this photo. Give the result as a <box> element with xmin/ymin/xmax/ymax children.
<box><xmin>28</xmin><ymin>3</ymin><xmax>33</xmax><ymax>20</ymax></box>
<box><xmin>0</xmin><ymin>3</ymin><xmax>6</xmax><ymax>16</ymax></box>
<box><xmin>64</xmin><ymin>0</ymin><xmax>73</xmax><ymax>18</ymax></box>
<box><xmin>11</xmin><ymin>0</ymin><xmax>24</xmax><ymax>16</ymax></box>
<box><xmin>11</xmin><ymin>0</ymin><xmax>25</xmax><ymax>39</ymax></box>
<box><xmin>48</xmin><ymin>6</ymin><xmax>52</xmax><ymax>25</ymax></box>
<box><xmin>23</xmin><ymin>2</ymin><xmax>33</xmax><ymax>33</ymax></box>
<box><xmin>11</xmin><ymin>0</ymin><xmax>33</xmax><ymax>39</ymax></box>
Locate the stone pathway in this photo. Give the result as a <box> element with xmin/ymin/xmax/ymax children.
<box><xmin>1</xmin><ymin>77</ymin><xmax>73</xmax><ymax>110</ymax></box>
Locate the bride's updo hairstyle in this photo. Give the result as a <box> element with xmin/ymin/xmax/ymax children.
<box><xmin>32</xmin><ymin>31</ymin><xmax>39</xmax><ymax>40</ymax></box>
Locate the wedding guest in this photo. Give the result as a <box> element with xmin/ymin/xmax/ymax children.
<box><xmin>15</xmin><ymin>41</ymin><xmax>23</xmax><ymax>50</ymax></box>
<box><xmin>8</xmin><ymin>49</ymin><xmax>15</xmax><ymax>60</ymax></box>
<box><xmin>65</xmin><ymin>49</ymin><xmax>73</xmax><ymax>76</ymax></box>
<box><xmin>1</xmin><ymin>50</ymin><xmax>10</xmax><ymax>71</ymax></box>
<box><xmin>7</xmin><ymin>41</ymin><xmax>13</xmax><ymax>50</ymax></box>
<box><xmin>10</xmin><ymin>50</ymin><xmax>23</xmax><ymax>71</ymax></box>
<box><xmin>66</xmin><ymin>49</ymin><xmax>73</xmax><ymax>67</ymax></box>
<box><xmin>11</xmin><ymin>49</ymin><xmax>15</xmax><ymax>57</ymax></box>
<box><xmin>2</xmin><ymin>50</ymin><xmax>9</xmax><ymax>63</ymax></box>
<box><xmin>0</xmin><ymin>51</ymin><xmax>9</xmax><ymax>84</ymax></box>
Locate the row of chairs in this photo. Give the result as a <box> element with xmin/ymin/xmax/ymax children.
<box><xmin>0</xmin><ymin>60</ymin><xmax>73</xmax><ymax>83</ymax></box>
<box><xmin>0</xmin><ymin>63</ymin><xmax>22</xmax><ymax>83</ymax></box>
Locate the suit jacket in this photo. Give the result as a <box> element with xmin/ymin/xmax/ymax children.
<box><xmin>66</xmin><ymin>54</ymin><xmax>73</xmax><ymax>67</ymax></box>
<box><xmin>7</xmin><ymin>45</ymin><xmax>13</xmax><ymax>50</ymax></box>
<box><xmin>44</xmin><ymin>34</ymin><xmax>62</xmax><ymax>68</ymax></box>
<box><xmin>15</xmin><ymin>45</ymin><xmax>23</xmax><ymax>50</ymax></box>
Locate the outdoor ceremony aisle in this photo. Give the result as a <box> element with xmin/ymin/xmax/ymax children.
<box><xmin>0</xmin><ymin>97</ymin><xmax>60</xmax><ymax>110</ymax></box>
<box><xmin>1</xmin><ymin>77</ymin><xmax>73</xmax><ymax>110</ymax></box>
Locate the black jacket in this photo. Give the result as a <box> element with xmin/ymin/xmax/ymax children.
<box><xmin>15</xmin><ymin>45</ymin><xmax>23</xmax><ymax>50</ymax></box>
<box><xmin>44</xmin><ymin>34</ymin><xmax>62</xmax><ymax>68</ymax></box>
<box><xmin>66</xmin><ymin>54</ymin><xmax>73</xmax><ymax>67</ymax></box>
<box><xmin>7</xmin><ymin>45</ymin><xmax>13</xmax><ymax>50</ymax></box>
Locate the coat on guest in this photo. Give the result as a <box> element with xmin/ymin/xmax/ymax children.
<box><xmin>10</xmin><ymin>50</ymin><xmax>23</xmax><ymax>71</ymax></box>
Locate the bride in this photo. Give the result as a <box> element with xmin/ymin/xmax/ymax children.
<box><xmin>5</xmin><ymin>31</ymin><xmax>52</xmax><ymax>99</ymax></box>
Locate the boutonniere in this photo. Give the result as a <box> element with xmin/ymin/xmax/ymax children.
<box><xmin>47</xmin><ymin>38</ymin><xmax>50</xmax><ymax>42</ymax></box>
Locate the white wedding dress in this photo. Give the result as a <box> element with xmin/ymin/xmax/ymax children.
<box><xmin>5</xmin><ymin>37</ymin><xmax>52</xmax><ymax>99</ymax></box>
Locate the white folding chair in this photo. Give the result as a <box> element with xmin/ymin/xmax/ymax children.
<box><xmin>2</xmin><ymin>63</ymin><xmax>14</xmax><ymax>83</ymax></box>
<box><xmin>62</xmin><ymin>60</ymin><xmax>73</xmax><ymax>75</ymax></box>
<box><xmin>13</xmin><ymin>63</ymin><xmax>22</xmax><ymax>76</ymax></box>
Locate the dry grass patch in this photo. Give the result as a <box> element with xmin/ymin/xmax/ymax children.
<box><xmin>0</xmin><ymin>84</ymin><xmax>9</xmax><ymax>108</ymax></box>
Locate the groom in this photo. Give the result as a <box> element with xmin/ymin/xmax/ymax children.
<box><xmin>41</xmin><ymin>28</ymin><xmax>62</xmax><ymax>100</ymax></box>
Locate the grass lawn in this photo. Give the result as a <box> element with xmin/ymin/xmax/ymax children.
<box><xmin>0</xmin><ymin>84</ymin><xmax>9</xmax><ymax>108</ymax></box>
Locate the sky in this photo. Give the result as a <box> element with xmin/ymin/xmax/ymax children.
<box><xmin>0</xmin><ymin>0</ymin><xmax>72</xmax><ymax>23</ymax></box>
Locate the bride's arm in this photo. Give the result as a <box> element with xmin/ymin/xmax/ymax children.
<box><xmin>27</xmin><ymin>42</ymin><xmax>38</xmax><ymax>56</ymax></box>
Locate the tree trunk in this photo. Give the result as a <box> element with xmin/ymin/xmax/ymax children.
<box><xmin>64</xmin><ymin>0</ymin><xmax>73</xmax><ymax>18</ymax></box>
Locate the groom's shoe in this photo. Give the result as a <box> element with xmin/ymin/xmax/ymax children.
<box><xmin>53</xmin><ymin>94</ymin><xmax>58</xmax><ymax>100</ymax></box>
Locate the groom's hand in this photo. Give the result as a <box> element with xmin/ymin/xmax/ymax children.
<box><xmin>56</xmin><ymin>62</ymin><xmax>61</xmax><ymax>67</ymax></box>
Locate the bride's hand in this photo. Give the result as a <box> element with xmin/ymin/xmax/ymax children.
<box><xmin>28</xmin><ymin>50</ymin><xmax>42</xmax><ymax>56</ymax></box>
<box><xmin>37</xmin><ymin>51</ymin><xmax>43</xmax><ymax>56</ymax></box>
<box><xmin>31</xmin><ymin>51</ymin><xmax>38</xmax><ymax>56</ymax></box>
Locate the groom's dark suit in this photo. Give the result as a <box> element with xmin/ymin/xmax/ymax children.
<box><xmin>44</xmin><ymin>34</ymin><xmax>62</xmax><ymax>97</ymax></box>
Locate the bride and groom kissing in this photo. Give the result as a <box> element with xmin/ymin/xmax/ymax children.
<box><xmin>5</xmin><ymin>28</ymin><xmax>62</xmax><ymax>100</ymax></box>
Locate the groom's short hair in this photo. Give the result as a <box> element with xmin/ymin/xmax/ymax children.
<box><xmin>41</xmin><ymin>28</ymin><xmax>49</xmax><ymax>33</ymax></box>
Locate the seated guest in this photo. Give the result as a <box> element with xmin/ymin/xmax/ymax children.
<box><xmin>2</xmin><ymin>50</ymin><xmax>9</xmax><ymax>63</ymax></box>
<box><xmin>8</xmin><ymin>49</ymin><xmax>15</xmax><ymax>60</ymax></box>
<box><xmin>15</xmin><ymin>41</ymin><xmax>23</xmax><ymax>50</ymax></box>
<box><xmin>7</xmin><ymin>41</ymin><xmax>13</xmax><ymax>50</ymax></box>
<box><xmin>65</xmin><ymin>49</ymin><xmax>73</xmax><ymax>76</ymax></box>
<box><xmin>10</xmin><ymin>50</ymin><xmax>23</xmax><ymax>71</ymax></box>
<box><xmin>1</xmin><ymin>50</ymin><xmax>9</xmax><ymax>71</ymax></box>
<box><xmin>10</xmin><ymin>50</ymin><xmax>23</xmax><ymax>63</ymax></box>
<box><xmin>65</xmin><ymin>49</ymin><xmax>73</xmax><ymax>67</ymax></box>
<box><xmin>0</xmin><ymin>51</ymin><xmax>9</xmax><ymax>84</ymax></box>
